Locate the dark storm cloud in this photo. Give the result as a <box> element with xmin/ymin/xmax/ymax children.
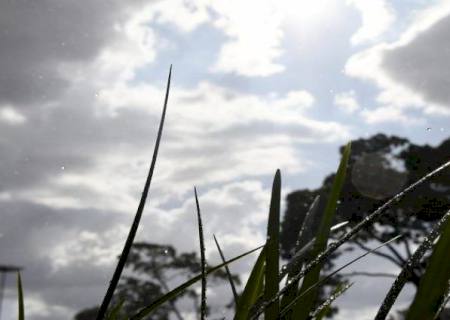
<box><xmin>382</xmin><ymin>14</ymin><xmax>450</xmax><ymax>108</ymax></box>
<box><xmin>0</xmin><ymin>0</ymin><xmax>148</xmax><ymax>106</ymax></box>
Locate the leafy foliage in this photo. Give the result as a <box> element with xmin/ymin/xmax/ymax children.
<box><xmin>74</xmin><ymin>242</ymin><xmax>240</xmax><ymax>320</ymax></box>
<box><xmin>281</xmin><ymin>134</ymin><xmax>450</xmax><ymax>289</ymax></box>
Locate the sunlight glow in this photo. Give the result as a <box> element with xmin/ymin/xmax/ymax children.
<box><xmin>275</xmin><ymin>0</ymin><xmax>339</xmax><ymax>30</ymax></box>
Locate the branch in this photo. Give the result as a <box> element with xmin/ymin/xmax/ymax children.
<box><xmin>154</xmin><ymin>269</ymin><xmax>185</xmax><ymax>320</ymax></box>
<box><xmin>367</xmin><ymin>230</ymin><xmax>406</xmax><ymax>265</ymax></box>
<box><xmin>402</xmin><ymin>237</ymin><xmax>413</xmax><ymax>259</ymax></box>
<box><xmin>353</xmin><ymin>240</ymin><xmax>403</xmax><ymax>268</ymax></box>
<box><xmin>340</xmin><ymin>271</ymin><xmax>398</xmax><ymax>278</ymax></box>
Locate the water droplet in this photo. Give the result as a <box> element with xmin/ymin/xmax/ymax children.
<box><xmin>61</xmin><ymin>166</ymin><xmax>65</xmax><ymax>170</ymax></box>
<box><xmin>163</xmin><ymin>249</ymin><xmax>168</xmax><ymax>254</ymax></box>
<box><xmin>426</xmin><ymin>127</ymin><xmax>432</xmax><ymax>131</ymax></box>
<box><xmin>440</xmin><ymin>127</ymin><xmax>445</xmax><ymax>132</ymax></box>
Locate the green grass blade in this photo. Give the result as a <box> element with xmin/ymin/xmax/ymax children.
<box><xmin>311</xmin><ymin>282</ymin><xmax>354</xmax><ymax>320</ymax></box>
<box><xmin>406</xmin><ymin>209</ymin><xmax>450</xmax><ymax>320</ymax></box>
<box><xmin>433</xmin><ymin>281</ymin><xmax>450</xmax><ymax>320</ymax></box>
<box><xmin>194</xmin><ymin>187</ymin><xmax>207</xmax><ymax>320</ymax></box>
<box><xmin>256</xmin><ymin>159</ymin><xmax>450</xmax><ymax>316</ymax></box>
<box><xmin>130</xmin><ymin>245</ymin><xmax>264</xmax><ymax>320</ymax></box>
<box><xmin>278</xmin><ymin>235</ymin><xmax>403</xmax><ymax>318</ymax></box>
<box><xmin>96</xmin><ymin>66</ymin><xmax>172</xmax><ymax>320</ymax></box>
<box><xmin>264</xmin><ymin>169</ymin><xmax>281</xmax><ymax>320</ymax></box>
<box><xmin>280</xmin><ymin>195</ymin><xmax>321</xmax><ymax>312</ymax></box>
<box><xmin>17</xmin><ymin>272</ymin><xmax>24</xmax><ymax>320</ymax></box>
<box><xmin>234</xmin><ymin>247</ymin><xmax>266</xmax><ymax>320</ymax></box>
<box><xmin>105</xmin><ymin>299</ymin><xmax>124</xmax><ymax>320</ymax></box>
<box><xmin>213</xmin><ymin>234</ymin><xmax>239</xmax><ymax>307</ymax></box>
<box><xmin>279</xmin><ymin>220</ymin><xmax>349</xmax><ymax>282</ymax></box>
<box><xmin>293</xmin><ymin>142</ymin><xmax>351</xmax><ymax>320</ymax></box>
<box><xmin>375</xmin><ymin>209</ymin><xmax>450</xmax><ymax>320</ymax></box>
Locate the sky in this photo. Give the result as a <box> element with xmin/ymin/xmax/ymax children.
<box><xmin>0</xmin><ymin>0</ymin><xmax>449</xmax><ymax>319</ymax></box>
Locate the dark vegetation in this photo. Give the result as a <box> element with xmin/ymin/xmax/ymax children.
<box><xmin>13</xmin><ymin>68</ymin><xmax>450</xmax><ymax>320</ymax></box>
<box><xmin>282</xmin><ymin>134</ymin><xmax>450</xmax><ymax>289</ymax></box>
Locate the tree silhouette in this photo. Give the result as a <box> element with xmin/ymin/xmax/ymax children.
<box><xmin>74</xmin><ymin>242</ymin><xmax>239</xmax><ymax>320</ymax></box>
<box><xmin>281</xmin><ymin>133</ymin><xmax>450</xmax><ymax>292</ymax></box>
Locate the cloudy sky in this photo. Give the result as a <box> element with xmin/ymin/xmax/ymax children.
<box><xmin>0</xmin><ymin>0</ymin><xmax>449</xmax><ymax>319</ymax></box>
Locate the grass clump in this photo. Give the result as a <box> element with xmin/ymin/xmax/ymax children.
<box><xmin>15</xmin><ymin>68</ymin><xmax>450</xmax><ymax>320</ymax></box>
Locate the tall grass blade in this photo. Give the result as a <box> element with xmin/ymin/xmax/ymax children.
<box><xmin>406</xmin><ymin>208</ymin><xmax>450</xmax><ymax>320</ymax></box>
<box><xmin>106</xmin><ymin>299</ymin><xmax>124</xmax><ymax>320</ymax></box>
<box><xmin>292</xmin><ymin>142</ymin><xmax>351</xmax><ymax>320</ymax></box>
<box><xmin>130</xmin><ymin>245</ymin><xmax>263</xmax><ymax>320</ymax></box>
<box><xmin>433</xmin><ymin>281</ymin><xmax>450</xmax><ymax>320</ymax></box>
<box><xmin>194</xmin><ymin>187</ymin><xmax>207</xmax><ymax>320</ymax></box>
<box><xmin>234</xmin><ymin>247</ymin><xmax>266</xmax><ymax>320</ymax></box>
<box><xmin>280</xmin><ymin>195</ymin><xmax>321</xmax><ymax>313</ymax></box>
<box><xmin>279</xmin><ymin>220</ymin><xmax>349</xmax><ymax>282</ymax></box>
<box><xmin>275</xmin><ymin>235</ymin><xmax>403</xmax><ymax>319</ymax></box>
<box><xmin>96</xmin><ymin>66</ymin><xmax>172</xmax><ymax>320</ymax></box>
<box><xmin>17</xmin><ymin>272</ymin><xmax>24</xmax><ymax>320</ymax></box>
<box><xmin>214</xmin><ymin>234</ymin><xmax>239</xmax><ymax>307</ymax></box>
<box><xmin>254</xmin><ymin>159</ymin><xmax>450</xmax><ymax>315</ymax></box>
<box><xmin>311</xmin><ymin>282</ymin><xmax>354</xmax><ymax>320</ymax></box>
<box><xmin>375</xmin><ymin>209</ymin><xmax>450</xmax><ymax>320</ymax></box>
<box><xmin>264</xmin><ymin>169</ymin><xmax>281</xmax><ymax>320</ymax></box>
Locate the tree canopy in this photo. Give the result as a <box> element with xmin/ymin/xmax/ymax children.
<box><xmin>74</xmin><ymin>242</ymin><xmax>239</xmax><ymax>320</ymax></box>
<box><xmin>281</xmin><ymin>133</ymin><xmax>450</xmax><ymax>288</ymax></box>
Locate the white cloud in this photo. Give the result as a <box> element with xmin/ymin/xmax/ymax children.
<box><xmin>14</xmin><ymin>81</ymin><xmax>348</xmax><ymax>213</ymax></box>
<box><xmin>346</xmin><ymin>0</ymin><xmax>395</xmax><ymax>45</ymax></box>
<box><xmin>210</xmin><ymin>0</ymin><xmax>285</xmax><ymax>76</ymax></box>
<box><xmin>360</xmin><ymin>106</ymin><xmax>424</xmax><ymax>125</ymax></box>
<box><xmin>0</xmin><ymin>106</ymin><xmax>26</xmax><ymax>124</ymax></box>
<box><xmin>345</xmin><ymin>1</ymin><xmax>450</xmax><ymax>124</ymax></box>
<box><xmin>0</xmin><ymin>1</ymin><xmax>355</xmax><ymax>318</ymax></box>
<box><xmin>334</xmin><ymin>90</ymin><xmax>360</xmax><ymax>113</ymax></box>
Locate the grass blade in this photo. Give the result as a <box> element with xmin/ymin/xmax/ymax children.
<box><xmin>264</xmin><ymin>169</ymin><xmax>281</xmax><ymax>320</ymax></box>
<box><xmin>106</xmin><ymin>299</ymin><xmax>124</xmax><ymax>320</ymax></box>
<box><xmin>433</xmin><ymin>281</ymin><xmax>450</xmax><ymax>320</ymax></box>
<box><xmin>280</xmin><ymin>195</ymin><xmax>321</xmax><ymax>312</ymax></box>
<box><xmin>255</xmin><ymin>159</ymin><xmax>450</xmax><ymax>315</ymax></box>
<box><xmin>277</xmin><ymin>235</ymin><xmax>403</xmax><ymax>318</ymax></box>
<box><xmin>406</xmin><ymin>208</ymin><xmax>450</xmax><ymax>320</ymax></box>
<box><xmin>311</xmin><ymin>282</ymin><xmax>354</xmax><ymax>320</ymax></box>
<box><xmin>194</xmin><ymin>187</ymin><xmax>207</xmax><ymax>320</ymax></box>
<box><xmin>130</xmin><ymin>245</ymin><xmax>264</xmax><ymax>320</ymax></box>
<box><xmin>375</xmin><ymin>209</ymin><xmax>450</xmax><ymax>320</ymax></box>
<box><xmin>279</xmin><ymin>219</ymin><xmax>349</xmax><ymax>281</ymax></box>
<box><xmin>213</xmin><ymin>234</ymin><xmax>239</xmax><ymax>307</ymax></box>
<box><xmin>17</xmin><ymin>272</ymin><xmax>24</xmax><ymax>320</ymax></box>
<box><xmin>234</xmin><ymin>247</ymin><xmax>266</xmax><ymax>320</ymax></box>
<box><xmin>95</xmin><ymin>66</ymin><xmax>172</xmax><ymax>320</ymax></box>
<box><xmin>292</xmin><ymin>142</ymin><xmax>351</xmax><ymax>320</ymax></box>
